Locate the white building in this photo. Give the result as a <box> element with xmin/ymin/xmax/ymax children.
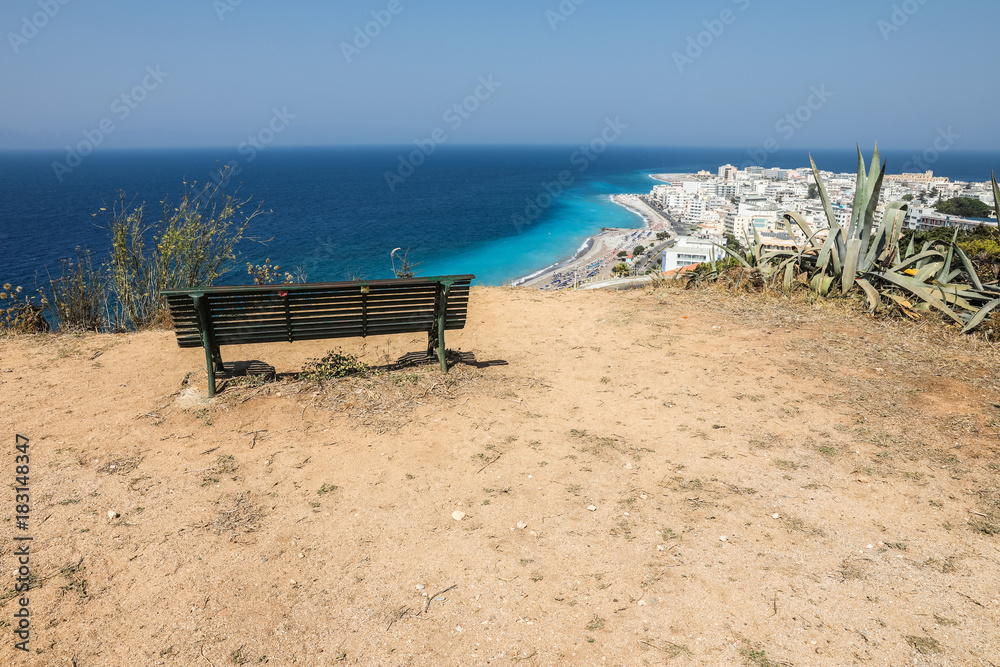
<box><xmin>661</xmin><ymin>237</ymin><xmax>726</xmax><ymax>272</ymax></box>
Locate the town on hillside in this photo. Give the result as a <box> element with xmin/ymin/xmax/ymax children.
<box><xmin>640</xmin><ymin>164</ymin><xmax>998</xmax><ymax>273</ymax></box>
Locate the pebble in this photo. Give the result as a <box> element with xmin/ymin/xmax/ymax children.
<box><xmin>720</xmin><ymin>535</ymin><xmax>728</xmax><ymax>542</ymax></box>
<box><xmin>772</xmin><ymin>513</ymin><xmax>780</xmax><ymax>519</ymax></box>
<box><xmin>452</xmin><ymin>511</ymin><xmax>466</xmax><ymax>521</ymax></box>
<box><xmin>516</xmin><ymin>522</ymin><xmax>527</xmax><ymax>529</ymax></box>
<box><xmin>107</xmin><ymin>510</ymin><xmax>118</xmax><ymax>520</ymax></box>
<box><xmin>298</xmin><ymin>553</ymin><xmax>304</xmax><ymax>558</ymax></box>
<box><xmin>657</xmin><ymin>545</ymin><xmax>666</xmax><ymax>552</ymax></box>
<box><xmin>416</xmin><ymin>584</ymin><xmax>425</xmax><ymax>590</ymax></box>
<box><xmin>587</xmin><ymin>505</ymin><xmax>597</xmax><ymax>512</ymax></box>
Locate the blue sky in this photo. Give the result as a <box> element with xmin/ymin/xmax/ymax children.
<box><xmin>1</xmin><ymin>0</ymin><xmax>997</xmax><ymax>151</ymax></box>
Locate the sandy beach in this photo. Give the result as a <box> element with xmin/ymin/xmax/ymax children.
<box><xmin>514</xmin><ymin>195</ymin><xmax>675</xmax><ymax>290</ymax></box>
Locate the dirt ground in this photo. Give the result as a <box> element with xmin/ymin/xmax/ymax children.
<box><xmin>1</xmin><ymin>284</ymin><xmax>999</xmax><ymax>666</ymax></box>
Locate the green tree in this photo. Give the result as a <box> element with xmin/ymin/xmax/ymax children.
<box><xmin>807</xmin><ymin>183</ymin><xmax>819</xmax><ymax>199</ymax></box>
<box><xmin>902</xmin><ymin>194</ymin><xmax>914</xmax><ymax>202</ymax></box>
<box><xmin>633</xmin><ymin>245</ymin><xmax>646</xmax><ymax>256</ymax></box>
<box><xmin>611</xmin><ymin>262</ymin><xmax>630</xmax><ymax>276</ymax></box>
<box><xmin>934</xmin><ymin>197</ymin><xmax>992</xmax><ymax>218</ymax></box>
<box><xmin>725</xmin><ymin>233</ymin><xmax>742</xmax><ymax>251</ymax></box>
<box><xmin>617</xmin><ymin>250</ymin><xmax>627</xmax><ymax>258</ymax></box>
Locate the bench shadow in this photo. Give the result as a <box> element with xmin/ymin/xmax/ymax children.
<box><xmin>220</xmin><ymin>352</ymin><xmax>508</xmax><ymax>390</ymax></box>
<box><xmin>219</xmin><ymin>360</ymin><xmax>277</xmax><ymax>381</ymax></box>
<box><xmin>390</xmin><ymin>350</ymin><xmax>509</xmax><ymax>371</ymax></box>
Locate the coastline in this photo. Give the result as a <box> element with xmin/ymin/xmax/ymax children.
<box><xmin>513</xmin><ymin>193</ymin><xmax>674</xmax><ymax>290</ymax></box>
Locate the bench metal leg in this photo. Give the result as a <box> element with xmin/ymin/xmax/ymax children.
<box><xmin>436</xmin><ymin>324</ymin><xmax>447</xmax><ymax>372</ymax></box>
<box><xmin>193</xmin><ymin>293</ymin><xmax>222</xmax><ymax>397</ymax></box>
<box><xmin>204</xmin><ymin>344</ymin><xmax>218</xmax><ymax>397</ymax></box>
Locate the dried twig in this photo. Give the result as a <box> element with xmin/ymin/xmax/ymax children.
<box><xmin>424</xmin><ymin>584</ymin><xmax>457</xmax><ymax>614</ymax></box>
<box><xmin>477</xmin><ymin>452</ymin><xmax>503</xmax><ymax>474</ymax></box>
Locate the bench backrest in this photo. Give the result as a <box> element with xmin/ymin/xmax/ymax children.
<box><xmin>162</xmin><ymin>275</ymin><xmax>473</xmax><ymax>348</ymax></box>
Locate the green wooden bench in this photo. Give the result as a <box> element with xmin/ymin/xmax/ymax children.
<box><xmin>161</xmin><ymin>275</ymin><xmax>474</xmax><ymax>396</ymax></box>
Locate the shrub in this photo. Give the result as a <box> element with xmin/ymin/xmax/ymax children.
<box><xmin>103</xmin><ymin>169</ymin><xmax>266</xmax><ymax>330</ymax></box>
<box><xmin>0</xmin><ymin>284</ymin><xmax>49</xmax><ymax>334</ymax></box>
<box><xmin>45</xmin><ymin>247</ymin><xmax>107</xmax><ymax>332</ymax></box>
<box><xmin>299</xmin><ymin>348</ymin><xmax>371</xmax><ymax>381</ymax></box>
<box><xmin>246</xmin><ymin>258</ymin><xmax>306</xmax><ymax>285</ymax></box>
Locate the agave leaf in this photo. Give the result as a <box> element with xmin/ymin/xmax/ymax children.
<box><xmin>961</xmin><ymin>298</ymin><xmax>1000</xmax><ymax>333</ymax></box>
<box><xmin>913</xmin><ymin>261</ymin><xmax>945</xmax><ymax>283</ymax></box>
<box><xmin>713</xmin><ymin>244</ymin><xmax>753</xmax><ymax>269</ymax></box>
<box><xmin>783</xmin><ymin>262</ymin><xmax>795</xmax><ymax>292</ymax></box>
<box><xmin>876</xmin><ymin>269</ymin><xmax>965</xmax><ymax>324</ymax></box>
<box><xmin>904</xmin><ymin>232</ymin><xmax>916</xmax><ymax>259</ymax></box>
<box><xmin>893</xmin><ymin>249</ymin><xmax>946</xmax><ymax>272</ymax></box>
<box><xmin>846</xmin><ymin>146</ymin><xmax>867</xmax><ymax>242</ymax></box>
<box><xmin>865</xmin><ymin>145</ymin><xmax>882</xmax><ymax>202</ymax></box>
<box><xmin>810</xmin><ymin>272</ymin><xmax>823</xmax><ymax>293</ymax></box>
<box><xmin>780</xmin><ymin>217</ymin><xmax>801</xmax><ymax>252</ymax></box>
<box><xmin>859</xmin><ymin>158</ymin><xmax>885</xmax><ymax>255</ymax></box>
<box><xmin>862</xmin><ymin>225</ymin><xmax>887</xmax><ymax>273</ymax></box>
<box><xmin>856</xmin><ymin>277</ymin><xmax>880</xmax><ymax>313</ymax></box>
<box><xmin>942</xmin><ymin>237</ymin><xmax>955</xmax><ymax>278</ymax></box>
<box><xmin>831</xmin><ymin>234</ymin><xmax>843</xmax><ymax>275</ymax></box>
<box><xmin>940</xmin><ymin>268</ymin><xmax>962</xmax><ymax>284</ymax></box>
<box><xmin>817</xmin><ymin>226</ymin><xmax>839</xmax><ymax>273</ymax></box>
<box><xmin>992</xmin><ymin>172</ymin><xmax>1000</xmax><ymax>226</ymax></box>
<box><xmin>783</xmin><ymin>212</ymin><xmax>818</xmax><ymax>247</ymax></box>
<box><xmin>952</xmin><ymin>244</ymin><xmax>985</xmax><ymax>291</ymax></box>
<box><xmin>820</xmin><ymin>274</ymin><xmax>834</xmax><ymax>296</ymax></box>
<box><xmin>872</xmin><ymin>203</ymin><xmax>905</xmax><ymax>265</ymax></box>
<box><xmin>842</xmin><ymin>238</ymin><xmax>863</xmax><ymax>294</ymax></box>
<box><xmin>810</xmin><ymin>154</ymin><xmax>842</xmax><ymax>240</ymax></box>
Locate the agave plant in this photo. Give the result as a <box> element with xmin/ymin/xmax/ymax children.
<box><xmin>715</xmin><ymin>146</ymin><xmax>1000</xmax><ymax>334</ymax></box>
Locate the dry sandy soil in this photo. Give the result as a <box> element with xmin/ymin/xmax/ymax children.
<box><xmin>2</xmin><ymin>284</ymin><xmax>999</xmax><ymax>666</ymax></box>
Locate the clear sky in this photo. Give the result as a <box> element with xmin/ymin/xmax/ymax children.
<box><xmin>1</xmin><ymin>0</ymin><xmax>997</xmax><ymax>151</ymax></box>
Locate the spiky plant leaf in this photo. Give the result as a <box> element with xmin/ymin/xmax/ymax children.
<box><xmin>810</xmin><ymin>154</ymin><xmax>843</xmax><ymax>252</ymax></box>
<box><xmin>846</xmin><ymin>147</ymin><xmax>867</xmax><ymax>242</ymax></box>
<box><xmin>952</xmin><ymin>244</ymin><xmax>985</xmax><ymax>291</ymax></box>
<box><xmin>859</xmin><ymin>159</ymin><xmax>886</xmax><ymax>254</ymax></box>
<box><xmin>992</xmin><ymin>172</ymin><xmax>1000</xmax><ymax>225</ymax></box>
<box><xmin>856</xmin><ymin>277</ymin><xmax>880</xmax><ymax>313</ymax></box>
<box><xmin>876</xmin><ymin>270</ymin><xmax>965</xmax><ymax>324</ymax></box>
<box><xmin>961</xmin><ymin>298</ymin><xmax>1000</xmax><ymax>334</ymax></box>
<box><xmin>842</xmin><ymin>239</ymin><xmax>863</xmax><ymax>294</ymax></box>
<box><xmin>783</xmin><ymin>212</ymin><xmax>818</xmax><ymax>247</ymax></box>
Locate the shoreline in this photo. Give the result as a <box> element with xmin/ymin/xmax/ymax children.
<box><xmin>514</xmin><ymin>193</ymin><xmax>673</xmax><ymax>290</ymax></box>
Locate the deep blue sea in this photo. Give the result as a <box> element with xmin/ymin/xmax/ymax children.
<box><xmin>2</xmin><ymin>146</ymin><xmax>999</xmax><ymax>290</ymax></box>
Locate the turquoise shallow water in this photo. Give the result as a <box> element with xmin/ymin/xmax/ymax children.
<box><xmin>2</xmin><ymin>146</ymin><xmax>998</xmax><ymax>289</ymax></box>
